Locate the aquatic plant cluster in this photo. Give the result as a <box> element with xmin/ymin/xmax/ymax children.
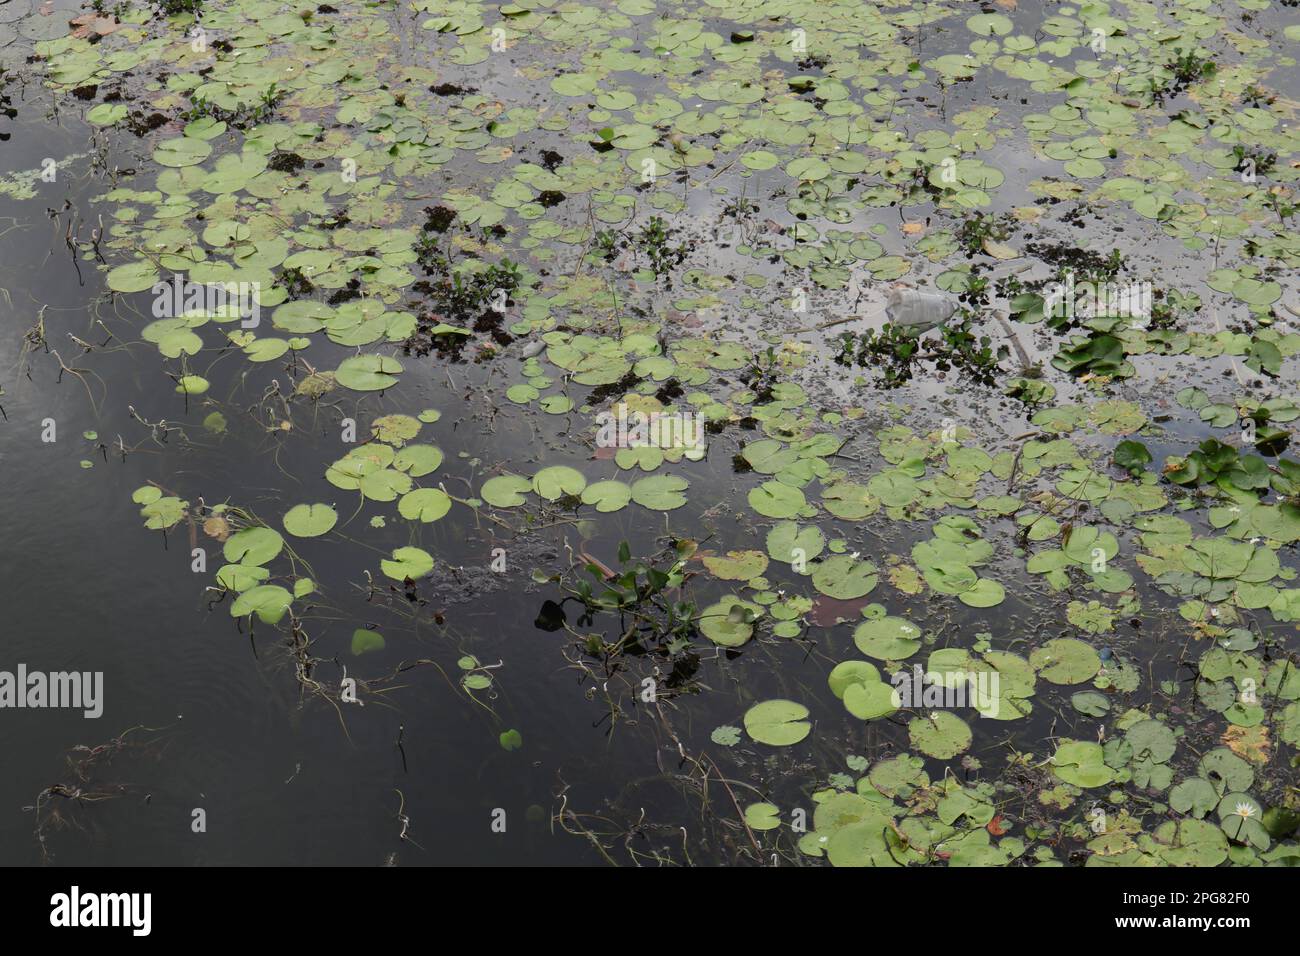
<box><xmin>22</xmin><ymin>0</ymin><xmax>1300</xmax><ymax>866</ymax></box>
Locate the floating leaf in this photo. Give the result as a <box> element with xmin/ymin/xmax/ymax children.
<box><xmin>743</xmin><ymin>802</ymin><xmax>781</xmax><ymax>831</ymax></box>
<box><xmin>393</xmin><ymin>445</ymin><xmax>444</xmax><ymax>477</ymax></box>
<box><xmin>630</xmin><ymin>474</ymin><xmax>689</xmax><ymax>510</ymax></box>
<box><xmin>153</xmin><ymin>137</ymin><xmax>212</xmax><ymax>168</ymax></box>
<box><xmin>223</xmin><ymin>527</ymin><xmax>284</xmax><ymax>566</ymax></box>
<box><xmin>481</xmin><ymin>474</ymin><xmax>533</xmax><ymax>507</ymax></box>
<box><xmin>230</xmin><ymin>585</ymin><xmax>292</xmax><ymax>624</ymax></box>
<box><xmin>1051</xmin><ymin>739</ymin><xmax>1116</xmax><ymax>787</ymax></box>
<box><xmin>351</xmin><ymin>628</ymin><xmax>385</xmax><ymax>655</ymax></box>
<box><xmin>335</xmin><ymin>354</ymin><xmax>403</xmax><ymax>391</ymax></box>
<box><xmin>532</xmin><ymin>465</ymin><xmax>586</xmax><ymax>500</ymax></box>
<box><xmin>282</xmin><ymin>503</ymin><xmax>338</xmax><ymax>538</ymax></box>
<box><xmin>853</xmin><ymin>616</ymin><xmax>922</xmax><ymax>660</ymax></box>
<box><xmin>381</xmin><ymin>546</ymin><xmax>434</xmax><ymax>581</ymax></box>
<box><xmin>744</xmin><ymin>699</ymin><xmax>812</xmax><ymax>746</ymax></box>
<box><xmin>107</xmin><ymin>261</ymin><xmax>160</xmax><ymax>293</ymax></box>
<box><xmin>701</xmin><ymin>550</ymin><xmax>768</xmax><ymax>581</ymax></box>
<box><xmin>908</xmin><ymin>712</ymin><xmax>972</xmax><ymax>759</ymax></box>
<box><xmin>710</xmin><ymin>725</ymin><xmax>742</xmax><ymax>746</ymax></box>
<box><xmin>699</xmin><ymin>596</ymin><xmax>762</xmax><ymax>647</ymax></box>
<box><xmin>766</xmin><ymin>521</ymin><xmax>825</xmax><ymax>566</ymax></box>
<box><xmin>812</xmin><ymin>555</ymin><xmax>878</xmax><ymax>600</ymax></box>
<box><xmin>748</xmin><ymin>480</ymin><xmax>806</xmax><ymax>518</ymax></box>
<box><xmin>398</xmin><ymin>488</ymin><xmax>452</xmax><ymax>522</ymax></box>
<box><xmin>1030</xmin><ymin>638</ymin><xmax>1101</xmax><ymax>684</ymax></box>
<box><xmin>579</xmin><ymin>480</ymin><xmax>632</xmax><ymax>512</ymax></box>
<box><xmin>371</xmin><ymin>414</ymin><xmax>422</xmax><ymax>445</ymax></box>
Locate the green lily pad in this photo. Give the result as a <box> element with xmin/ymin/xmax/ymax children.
<box><xmin>107</xmin><ymin>261</ymin><xmax>160</xmax><ymax>293</ymax></box>
<box><xmin>393</xmin><ymin>445</ymin><xmax>444</xmax><ymax>478</ymax></box>
<box><xmin>1030</xmin><ymin>638</ymin><xmax>1101</xmax><ymax>684</ymax></box>
<box><xmin>812</xmin><ymin>554</ymin><xmax>878</xmax><ymax>600</ymax></box>
<box><xmin>630</xmin><ymin>474</ymin><xmax>689</xmax><ymax>510</ymax></box>
<box><xmin>853</xmin><ymin>616</ymin><xmax>922</xmax><ymax>660</ymax></box>
<box><xmin>748</xmin><ymin>480</ymin><xmax>806</xmax><ymax>518</ymax></box>
<box><xmin>481</xmin><ymin>474</ymin><xmax>533</xmax><ymax>507</ymax></box>
<box><xmin>908</xmin><ymin>712</ymin><xmax>972</xmax><ymax>759</ymax></box>
<box><xmin>958</xmin><ymin>577</ymin><xmax>1005</xmax><ymax>607</ymax></box>
<box><xmin>1051</xmin><ymin>739</ymin><xmax>1116</xmax><ymax>787</ymax></box>
<box><xmin>282</xmin><ymin>503</ymin><xmax>338</xmax><ymax>538</ymax></box>
<box><xmin>216</xmin><ymin>563</ymin><xmax>270</xmax><ymax>592</ymax></box>
<box><xmin>702</xmin><ymin>549</ymin><xmax>768</xmax><ymax>581</ymax></box>
<box><xmin>744</xmin><ymin>699</ymin><xmax>812</xmax><ymax>746</ymax></box>
<box><xmin>397</xmin><ymin>488</ymin><xmax>452</xmax><ymax>522</ymax></box>
<box><xmin>223</xmin><ymin>527</ymin><xmax>284</xmax><ymax>566</ymax></box>
<box><xmin>335</xmin><ymin>354</ymin><xmax>403</xmax><ymax>391</ymax></box>
<box><xmin>699</xmin><ymin>596</ymin><xmax>762</xmax><ymax>647</ymax></box>
<box><xmin>351</xmin><ymin>628</ymin><xmax>385</xmax><ymax>655</ymax></box>
<box><xmin>230</xmin><ymin>585</ymin><xmax>293</xmax><ymax>625</ymax></box>
<box><xmin>1071</xmin><ymin>690</ymin><xmax>1111</xmax><ymax>717</ymax></box>
<box><xmin>766</xmin><ymin>521</ymin><xmax>826</xmax><ymax>567</ymax></box>
<box><xmin>154</xmin><ymin>137</ymin><xmax>212</xmax><ymax>168</ymax></box>
<box><xmin>380</xmin><ymin>546</ymin><xmax>434</xmax><ymax>581</ymax></box>
<box><xmin>743</xmin><ymin>802</ymin><xmax>782</xmax><ymax>831</ymax></box>
<box><xmin>533</xmin><ymin>466</ymin><xmax>586</xmax><ymax>500</ymax></box>
<box><xmin>580</xmin><ymin>480</ymin><xmax>632</xmax><ymax>512</ymax></box>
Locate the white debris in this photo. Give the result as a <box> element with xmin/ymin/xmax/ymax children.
<box><xmin>885</xmin><ymin>287</ymin><xmax>958</xmax><ymax>332</ymax></box>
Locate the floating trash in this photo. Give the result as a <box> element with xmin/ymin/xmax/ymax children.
<box><xmin>885</xmin><ymin>287</ymin><xmax>958</xmax><ymax>332</ymax></box>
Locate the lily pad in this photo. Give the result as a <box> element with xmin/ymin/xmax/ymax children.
<box><xmin>230</xmin><ymin>585</ymin><xmax>293</xmax><ymax>625</ymax></box>
<box><xmin>351</xmin><ymin>628</ymin><xmax>385</xmax><ymax>655</ymax></box>
<box><xmin>702</xmin><ymin>550</ymin><xmax>768</xmax><ymax>581</ymax></box>
<box><xmin>744</xmin><ymin>699</ymin><xmax>812</xmax><ymax>746</ymax></box>
<box><xmin>223</xmin><ymin>527</ymin><xmax>284</xmax><ymax>566</ymax></box>
<box><xmin>481</xmin><ymin>474</ymin><xmax>533</xmax><ymax>507</ymax></box>
<box><xmin>812</xmin><ymin>555</ymin><xmax>878</xmax><ymax>600</ymax></box>
<box><xmin>748</xmin><ymin>480</ymin><xmax>806</xmax><ymax>518</ymax></box>
<box><xmin>908</xmin><ymin>712</ymin><xmax>972</xmax><ymax>759</ymax></box>
<box><xmin>853</xmin><ymin>616</ymin><xmax>922</xmax><ymax>660</ymax></box>
<box><xmin>699</xmin><ymin>596</ymin><xmax>762</xmax><ymax>647</ymax></box>
<box><xmin>282</xmin><ymin>503</ymin><xmax>338</xmax><ymax>538</ymax></box>
<box><xmin>1030</xmin><ymin>638</ymin><xmax>1101</xmax><ymax>684</ymax></box>
<box><xmin>335</xmin><ymin>354</ymin><xmax>403</xmax><ymax>391</ymax></box>
<box><xmin>397</xmin><ymin>488</ymin><xmax>452</xmax><ymax>522</ymax></box>
<box><xmin>380</xmin><ymin>546</ymin><xmax>434</xmax><ymax>581</ymax></box>
<box><xmin>630</xmin><ymin>474</ymin><xmax>689</xmax><ymax>510</ymax></box>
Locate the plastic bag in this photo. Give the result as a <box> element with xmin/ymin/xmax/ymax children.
<box><xmin>885</xmin><ymin>288</ymin><xmax>956</xmax><ymax>332</ymax></box>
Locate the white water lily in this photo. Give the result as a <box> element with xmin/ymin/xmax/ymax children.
<box><xmin>1233</xmin><ymin>802</ymin><xmax>1257</xmax><ymax>819</ymax></box>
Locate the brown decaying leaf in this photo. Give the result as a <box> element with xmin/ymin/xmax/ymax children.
<box><xmin>69</xmin><ymin>13</ymin><xmax>121</xmax><ymax>38</ymax></box>
<box><xmin>1222</xmin><ymin>724</ymin><xmax>1269</xmax><ymax>765</ymax></box>
<box><xmin>203</xmin><ymin>516</ymin><xmax>232</xmax><ymax>542</ymax></box>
